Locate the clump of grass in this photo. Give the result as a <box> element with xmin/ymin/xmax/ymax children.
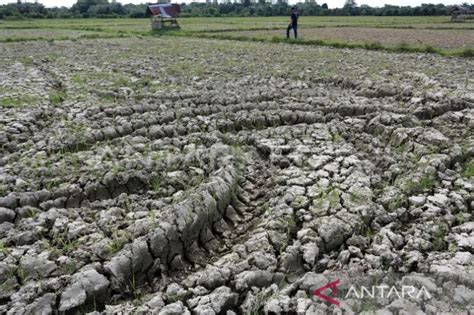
<box><xmin>331</xmin><ymin>132</ymin><xmax>342</xmax><ymax>143</ymax></box>
<box><xmin>49</xmin><ymin>90</ymin><xmax>66</xmax><ymax>105</ymax></box>
<box><xmin>149</xmin><ymin>209</ymin><xmax>157</xmax><ymax>229</ymax></box>
<box><xmin>0</xmin><ymin>97</ymin><xmax>17</xmax><ymax>108</ymax></box>
<box><xmin>129</xmin><ymin>273</ymin><xmax>142</xmax><ymax>301</ymax></box>
<box><xmin>459</xmin><ymin>47</ymin><xmax>474</xmax><ymax>58</ymax></box>
<box><xmin>0</xmin><ymin>184</ymin><xmax>6</xmax><ymax>197</ymax></box>
<box><xmin>262</xmin><ymin>201</ymin><xmax>271</xmax><ymax>214</ymax></box>
<box><xmin>422</xmin><ymin>44</ymin><xmax>436</xmax><ymax>53</ymax></box>
<box><xmin>72</xmin><ymin>74</ymin><xmax>84</xmax><ymax>85</ymax></box>
<box><xmin>16</xmin><ymin>267</ymin><xmax>26</xmax><ymax>285</ymax></box>
<box><xmin>44</xmin><ymin>178</ymin><xmax>61</xmax><ymax>191</ymax></box>
<box><xmin>112</xmin><ymin>75</ymin><xmax>130</xmax><ymax>87</ymax></box>
<box><xmin>364</xmin><ymin>41</ymin><xmax>383</xmax><ymax>50</ymax></box>
<box><xmin>0</xmin><ymin>240</ymin><xmax>10</xmax><ymax>255</ymax></box>
<box><xmin>361</xmin><ymin>224</ymin><xmax>374</xmax><ymax>240</ymax></box>
<box><xmin>388</xmin><ymin>194</ymin><xmax>405</xmax><ymax>211</ymax></box>
<box><xmin>2</xmin><ymin>36</ymin><xmax>41</xmax><ymax>43</ymax></box>
<box><xmin>107</xmin><ymin>229</ymin><xmax>132</xmax><ymax>255</ymax></box>
<box><xmin>19</xmin><ymin>56</ymin><xmax>34</xmax><ymax>65</ymax></box>
<box><xmin>152</xmin><ymin>177</ymin><xmax>162</xmax><ymax>193</ymax></box>
<box><xmin>349</xmin><ymin>190</ymin><xmax>365</xmax><ymax>203</ymax></box>
<box><xmin>62</xmin><ymin>261</ymin><xmax>78</xmax><ymax>275</ymax></box>
<box><xmin>49</xmin><ymin>231</ymin><xmax>81</xmax><ymax>256</ymax></box>
<box><xmin>402</xmin><ymin>174</ymin><xmax>437</xmax><ymax>195</ymax></box>
<box><xmin>395</xmin><ymin>42</ymin><xmax>411</xmax><ymax>53</ymax></box>
<box><xmin>432</xmin><ymin>224</ymin><xmax>447</xmax><ymax>251</ymax></box>
<box><xmin>98</xmin><ymin>93</ymin><xmax>116</xmax><ymax>102</ymax></box>
<box><xmin>149</xmin><ymin>28</ymin><xmax>183</xmax><ymax>37</ymax></box>
<box><xmin>111</xmin><ymin>163</ymin><xmax>123</xmax><ymax>175</ymax></box>
<box><xmin>448</xmin><ymin>242</ymin><xmax>457</xmax><ymax>254</ymax></box>
<box><xmin>313</xmin><ymin>184</ymin><xmax>341</xmax><ymax>210</ymax></box>
<box><xmin>462</xmin><ymin>159</ymin><xmax>474</xmax><ymax>178</ymax></box>
<box><xmin>0</xmin><ymin>96</ymin><xmax>39</xmax><ymax>108</ymax></box>
<box><xmin>26</xmin><ymin>207</ymin><xmax>36</xmax><ymax>219</ymax></box>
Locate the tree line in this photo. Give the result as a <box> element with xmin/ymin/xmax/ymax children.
<box><xmin>179</xmin><ymin>2</ymin><xmax>472</xmax><ymax>17</ymax></box>
<box><xmin>0</xmin><ymin>0</ymin><xmax>472</xmax><ymax>19</ymax></box>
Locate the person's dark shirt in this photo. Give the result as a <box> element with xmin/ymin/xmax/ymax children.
<box><xmin>290</xmin><ymin>12</ymin><xmax>298</xmax><ymax>26</ymax></box>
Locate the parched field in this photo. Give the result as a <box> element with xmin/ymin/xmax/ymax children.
<box><xmin>228</xmin><ymin>27</ymin><xmax>474</xmax><ymax>49</ymax></box>
<box><xmin>0</xmin><ymin>17</ymin><xmax>473</xmax><ymax>314</ymax></box>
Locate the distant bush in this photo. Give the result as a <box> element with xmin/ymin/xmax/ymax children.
<box><xmin>129</xmin><ymin>11</ymin><xmax>145</xmax><ymax>18</ymax></box>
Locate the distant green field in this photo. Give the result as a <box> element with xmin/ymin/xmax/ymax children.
<box><xmin>0</xmin><ymin>16</ymin><xmax>468</xmax><ymax>33</ymax></box>
<box><xmin>0</xmin><ymin>16</ymin><xmax>472</xmax><ymax>56</ymax></box>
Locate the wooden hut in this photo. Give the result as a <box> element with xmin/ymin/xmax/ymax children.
<box><xmin>146</xmin><ymin>3</ymin><xmax>181</xmax><ymax>30</ymax></box>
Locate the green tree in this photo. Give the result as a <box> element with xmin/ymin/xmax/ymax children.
<box><xmin>71</xmin><ymin>0</ymin><xmax>108</xmax><ymax>14</ymax></box>
<box><xmin>343</xmin><ymin>0</ymin><xmax>357</xmax><ymax>15</ymax></box>
<box><xmin>344</xmin><ymin>0</ymin><xmax>357</xmax><ymax>9</ymax></box>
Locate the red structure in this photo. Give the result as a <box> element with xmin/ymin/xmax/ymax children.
<box><xmin>147</xmin><ymin>3</ymin><xmax>181</xmax><ymax>29</ymax></box>
<box><xmin>147</xmin><ymin>3</ymin><xmax>181</xmax><ymax>19</ymax></box>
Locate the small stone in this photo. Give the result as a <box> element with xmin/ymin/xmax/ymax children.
<box><xmin>158</xmin><ymin>301</ymin><xmax>190</xmax><ymax>315</ymax></box>
<box><xmin>209</xmin><ymin>286</ymin><xmax>238</xmax><ymax>313</ymax></box>
<box><xmin>0</xmin><ymin>207</ymin><xmax>15</xmax><ymax>223</ymax></box>
<box><xmin>427</xmin><ymin>194</ymin><xmax>449</xmax><ymax>207</ymax></box>
<box><xmin>146</xmin><ymin>294</ymin><xmax>165</xmax><ymax>310</ymax></box>
<box><xmin>0</xmin><ymin>196</ymin><xmax>17</xmax><ymax>209</ymax></box>
<box><xmin>317</xmin><ymin>217</ymin><xmax>352</xmax><ymax>251</ymax></box>
<box><xmin>25</xmin><ymin>293</ymin><xmax>56</xmax><ymax>314</ymax></box>
<box><xmin>408</xmin><ymin>195</ymin><xmax>426</xmax><ymax>207</ymax></box>
<box><xmin>365</xmin><ymin>254</ymin><xmax>382</xmax><ymax>269</ymax></box>
<box><xmin>338</xmin><ymin>250</ymin><xmax>350</xmax><ymax>264</ymax></box>
<box><xmin>302</xmin><ymin>243</ymin><xmax>319</xmax><ymax>266</ymax></box>
<box><xmin>59</xmin><ymin>268</ymin><xmax>109</xmax><ymax>312</ymax></box>
<box><xmin>453</xmin><ymin>285</ymin><xmax>474</xmax><ymax>304</ymax></box>
<box><xmin>308</xmin><ymin>155</ymin><xmax>332</xmax><ymax>170</ymax></box>
<box><xmin>348</xmin><ymin>245</ymin><xmax>362</xmax><ymax>258</ymax></box>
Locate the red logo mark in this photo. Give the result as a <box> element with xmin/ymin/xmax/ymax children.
<box><xmin>313</xmin><ymin>279</ymin><xmax>341</xmax><ymax>306</ymax></box>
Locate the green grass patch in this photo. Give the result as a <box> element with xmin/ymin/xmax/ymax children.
<box><xmin>19</xmin><ymin>56</ymin><xmax>34</xmax><ymax>65</ymax></box>
<box><xmin>72</xmin><ymin>74</ymin><xmax>84</xmax><ymax>85</ymax></box>
<box><xmin>0</xmin><ymin>240</ymin><xmax>10</xmax><ymax>255</ymax></box>
<box><xmin>462</xmin><ymin>159</ymin><xmax>474</xmax><ymax>178</ymax></box>
<box><xmin>402</xmin><ymin>174</ymin><xmax>437</xmax><ymax>195</ymax></box>
<box><xmin>107</xmin><ymin>229</ymin><xmax>132</xmax><ymax>256</ymax></box>
<box><xmin>459</xmin><ymin>47</ymin><xmax>474</xmax><ymax>58</ymax></box>
<box><xmin>432</xmin><ymin>224</ymin><xmax>447</xmax><ymax>251</ymax></box>
<box><xmin>0</xmin><ymin>95</ymin><xmax>41</xmax><ymax>108</ymax></box>
<box><xmin>49</xmin><ymin>90</ymin><xmax>67</xmax><ymax>105</ymax></box>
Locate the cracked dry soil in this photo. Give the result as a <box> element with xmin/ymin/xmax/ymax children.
<box><xmin>0</xmin><ymin>37</ymin><xmax>473</xmax><ymax>314</ymax></box>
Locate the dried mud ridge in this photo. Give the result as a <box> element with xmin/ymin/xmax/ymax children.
<box><xmin>0</xmin><ymin>38</ymin><xmax>473</xmax><ymax>314</ymax></box>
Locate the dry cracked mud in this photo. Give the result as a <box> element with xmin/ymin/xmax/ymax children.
<box><xmin>0</xmin><ymin>37</ymin><xmax>473</xmax><ymax>314</ymax></box>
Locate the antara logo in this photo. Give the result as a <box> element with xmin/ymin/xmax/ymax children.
<box><xmin>345</xmin><ymin>285</ymin><xmax>432</xmax><ymax>300</ymax></box>
<box><xmin>313</xmin><ymin>279</ymin><xmax>432</xmax><ymax>307</ymax></box>
<box><xmin>313</xmin><ymin>279</ymin><xmax>341</xmax><ymax>306</ymax></box>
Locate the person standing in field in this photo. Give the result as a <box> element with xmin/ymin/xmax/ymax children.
<box><xmin>287</xmin><ymin>7</ymin><xmax>299</xmax><ymax>39</ymax></box>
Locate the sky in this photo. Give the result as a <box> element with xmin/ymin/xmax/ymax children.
<box><xmin>0</xmin><ymin>0</ymin><xmax>468</xmax><ymax>9</ymax></box>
